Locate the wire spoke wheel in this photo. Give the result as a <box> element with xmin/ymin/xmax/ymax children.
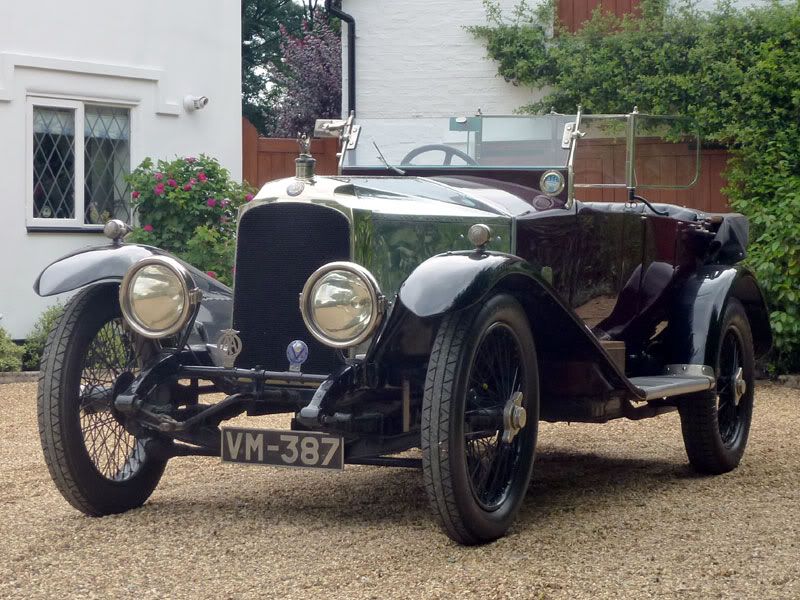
<box><xmin>717</xmin><ymin>328</ymin><xmax>745</xmax><ymax>448</ymax></box>
<box><xmin>464</xmin><ymin>323</ymin><xmax>524</xmax><ymax>510</ymax></box>
<box><xmin>78</xmin><ymin>318</ymin><xmax>146</xmax><ymax>481</ymax></box>
<box><xmin>422</xmin><ymin>294</ymin><xmax>539</xmax><ymax>545</ymax></box>
<box><xmin>38</xmin><ymin>285</ymin><xmax>166</xmax><ymax>516</ymax></box>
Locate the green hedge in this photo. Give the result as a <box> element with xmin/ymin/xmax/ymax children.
<box><xmin>0</xmin><ymin>326</ymin><xmax>23</xmax><ymax>372</ymax></box>
<box><xmin>21</xmin><ymin>304</ymin><xmax>63</xmax><ymax>371</ymax></box>
<box><xmin>472</xmin><ymin>0</ymin><xmax>800</xmax><ymax>372</ymax></box>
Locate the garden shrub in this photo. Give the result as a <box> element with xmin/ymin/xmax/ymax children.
<box><xmin>126</xmin><ymin>155</ymin><xmax>255</xmax><ymax>287</ymax></box>
<box><xmin>0</xmin><ymin>326</ymin><xmax>23</xmax><ymax>373</ymax></box>
<box><xmin>472</xmin><ymin>0</ymin><xmax>800</xmax><ymax>371</ymax></box>
<box><xmin>22</xmin><ymin>303</ymin><xmax>63</xmax><ymax>371</ymax></box>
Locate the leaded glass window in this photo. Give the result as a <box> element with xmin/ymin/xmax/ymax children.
<box><xmin>29</xmin><ymin>99</ymin><xmax>132</xmax><ymax>229</ymax></box>
<box><xmin>84</xmin><ymin>106</ymin><xmax>131</xmax><ymax>224</ymax></box>
<box><xmin>32</xmin><ymin>107</ymin><xmax>76</xmax><ymax>220</ymax></box>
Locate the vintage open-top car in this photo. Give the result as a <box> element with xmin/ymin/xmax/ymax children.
<box><xmin>35</xmin><ymin>109</ymin><xmax>771</xmax><ymax>545</ymax></box>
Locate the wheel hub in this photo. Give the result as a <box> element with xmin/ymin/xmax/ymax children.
<box><xmin>733</xmin><ymin>366</ymin><xmax>746</xmax><ymax>403</ymax></box>
<box><xmin>502</xmin><ymin>391</ymin><xmax>527</xmax><ymax>444</ymax></box>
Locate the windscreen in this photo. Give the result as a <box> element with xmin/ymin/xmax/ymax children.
<box><xmin>571</xmin><ymin>114</ymin><xmax>700</xmax><ymax>201</ymax></box>
<box><xmin>634</xmin><ymin>116</ymin><xmax>700</xmax><ymax>189</ymax></box>
<box><xmin>343</xmin><ymin>115</ymin><xmax>574</xmax><ymax>169</ymax></box>
<box><xmin>572</xmin><ymin>115</ymin><xmax>629</xmax><ymax>188</ymax></box>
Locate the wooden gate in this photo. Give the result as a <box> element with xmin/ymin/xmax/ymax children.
<box><xmin>242</xmin><ymin>118</ymin><xmax>339</xmax><ymax>188</ymax></box>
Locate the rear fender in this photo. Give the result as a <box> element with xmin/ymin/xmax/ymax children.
<box><xmin>34</xmin><ymin>242</ymin><xmax>233</xmax><ymax>344</ymax></box>
<box><xmin>665</xmin><ymin>265</ymin><xmax>772</xmax><ymax>365</ymax></box>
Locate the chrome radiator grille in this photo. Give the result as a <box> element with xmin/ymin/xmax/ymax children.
<box><xmin>232</xmin><ymin>202</ymin><xmax>350</xmax><ymax>373</ymax></box>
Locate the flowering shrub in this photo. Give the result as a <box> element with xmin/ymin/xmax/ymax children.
<box><xmin>126</xmin><ymin>155</ymin><xmax>255</xmax><ymax>287</ymax></box>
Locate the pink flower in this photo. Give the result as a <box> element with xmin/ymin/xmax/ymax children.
<box><xmin>183</xmin><ymin>183</ymin><xmax>193</xmax><ymax>191</ymax></box>
<box><xmin>153</xmin><ymin>183</ymin><xmax>165</xmax><ymax>196</ymax></box>
<box><xmin>206</xmin><ymin>270</ymin><xmax>217</xmax><ymax>279</ymax></box>
<box><xmin>131</xmin><ymin>191</ymin><xmax>140</xmax><ymax>199</ymax></box>
<box><xmin>221</xmin><ymin>199</ymin><xmax>229</xmax><ymax>207</ymax></box>
<box><xmin>154</xmin><ymin>172</ymin><xmax>164</xmax><ymax>181</ymax></box>
<box><xmin>197</xmin><ymin>172</ymin><xmax>208</xmax><ymax>182</ymax></box>
<box><xmin>186</xmin><ymin>156</ymin><xmax>197</xmax><ymax>164</ymax></box>
<box><xmin>189</xmin><ymin>177</ymin><xmax>197</xmax><ymax>185</ymax></box>
<box><xmin>206</xmin><ymin>198</ymin><xmax>217</xmax><ymax>207</ymax></box>
<box><xmin>167</xmin><ymin>179</ymin><xmax>178</xmax><ymax>188</ymax></box>
<box><xmin>143</xmin><ymin>224</ymin><xmax>154</xmax><ymax>232</ymax></box>
<box><xmin>245</xmin><ymin>193</ymin><xmax>254</xmax><ymax>202</ymax></box>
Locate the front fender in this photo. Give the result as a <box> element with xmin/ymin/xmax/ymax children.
<box><xmin>398</xmin><ymin>251</ymin><xmax>532</xmax><ymax>318</ymax></box>
<box><xmin>34</xmin><ymin>242</ymin><xmax>233</xmax><ymax>344</ymax></box>
<box><xmin>666</xmin><ymin>265</ymin><xmax>772</xmax><ymax>365</ymax></box>
<box><xmin>34</xmin><ymin>242</ymin><xmax>230</xmax><ymax>297</ymax></box>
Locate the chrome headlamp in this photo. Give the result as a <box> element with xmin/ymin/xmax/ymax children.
<box><xmin>119</xmin><ymin>256</ymin><xmax>201</xmax><ymax>339</ymax></box>
<box><xmin>300</xmin><ymin>262</ymin><xmax>386</xmax><ymax>349</ymax></box>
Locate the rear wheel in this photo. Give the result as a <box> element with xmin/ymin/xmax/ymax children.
<box><xmin>422</xmin><ymin>294</ymin><xmax>539</xmax><ymax>545</ymax></box>
<box><xmin>678</xmin><ymin>298</ymin><xmax>755</xmax><ymax>474</ymax></box>
<box><xmin>38</xmin><ymin>285</ymin><xmax>166</xmax><ymax>516</ymax></box>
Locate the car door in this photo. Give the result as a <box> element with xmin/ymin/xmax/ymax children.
<box><xmin>569</xmin><ymin>202</ymin><xmax>644</xmax><ymax>336</ymax></box>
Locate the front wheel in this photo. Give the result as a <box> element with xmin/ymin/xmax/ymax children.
<box><xmin>421</xmin><ymin>294</ymin><xmax>539</xmax><ymax>545</ymax></box>
<box><xmin>38</xmin><ymin>285</ymin><xmax>166</xmax><ymax>516</ymax></box>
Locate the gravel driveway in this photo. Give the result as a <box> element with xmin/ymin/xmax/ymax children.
<box><xmin>1</xmin><ymin>382</ymin><xmax>797</xmax><ymax>599</ymax></box>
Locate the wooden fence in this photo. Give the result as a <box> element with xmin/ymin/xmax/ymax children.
<box><xmin>242</xmin><ymin>119</ymin><xmax>339</xmax><ymax>188</ymax></box>
<box><xmin>558</xmin><ymin>0</ymin><xmax>640</xmax><ymax>32</ymax></box>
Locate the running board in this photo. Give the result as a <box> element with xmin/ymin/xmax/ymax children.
<box><xmin>629</xmin><ymin>364</ymin><xmax>716</xmax><ymax>401</ymax></box>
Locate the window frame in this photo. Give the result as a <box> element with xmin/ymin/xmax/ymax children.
<box><xmin>26</xmin><ymin>96</ymin><xmax>133</xmax><ymax>232</ymax></box>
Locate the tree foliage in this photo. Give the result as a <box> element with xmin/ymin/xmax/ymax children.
<box><xmin>242</xmin><ymin>0</ymin><xmax>304</xmax><ymax>134</ymax></box>
<box><xmin>472</xmin><ymin>0</ymin><xmax>800</xmax><ymax>371</ymax></box>
<box><xmin>242</xmin><ymin>1</ymin><xmax>341</xmax><ymax>136</ymax></box>
<box><xmin>271</xmin><ymin>15</ymin><xmax>342</xmax><ymax>137</ymax></box>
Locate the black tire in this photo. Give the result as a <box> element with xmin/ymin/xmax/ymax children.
<box><xmin>678</xmin><ymin>298</ymin><xmax>755</xmax><ymax>474</ymax></box>
<box><xmin>37</xmin><ymin>284</ymin><xmax>166</xmax><ymax>516</ymax></box>
<box><xmin>422</xmin><ymin>294</ymin><xmax>539</xmax><ymax>545</ymax></box>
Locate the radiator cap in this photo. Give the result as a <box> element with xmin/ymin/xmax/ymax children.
<box><xmin>295</xmin><ymin>134</ymin><xmax>316</xmax><ymax>182</ymax></box>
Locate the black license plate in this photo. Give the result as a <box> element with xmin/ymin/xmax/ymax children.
<box><xmin>220</xmin><ymin>427</ymin><xmax>344</xmax><ymax>470</ymax></box>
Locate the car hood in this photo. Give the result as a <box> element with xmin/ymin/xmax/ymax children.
<box><xmin>252</xmin><ymin>175</ymin><xmax>538</xmax><ymax>218</ymax></box>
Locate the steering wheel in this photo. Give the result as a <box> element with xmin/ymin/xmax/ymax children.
<box><xmin>400</xmin><ymin>144</ymin><xmax>478</xmax><ymax>166</ymax></box>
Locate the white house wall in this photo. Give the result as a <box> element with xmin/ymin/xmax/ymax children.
<box><xmin>341</xmin><ymin>0</ymin><xmax>541</xmax><ymax>119</ymax></box>
<box><xmin>0</xmin><ymin>0</ymin><xmax>241</xmax><ymax>339</ymax></box>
